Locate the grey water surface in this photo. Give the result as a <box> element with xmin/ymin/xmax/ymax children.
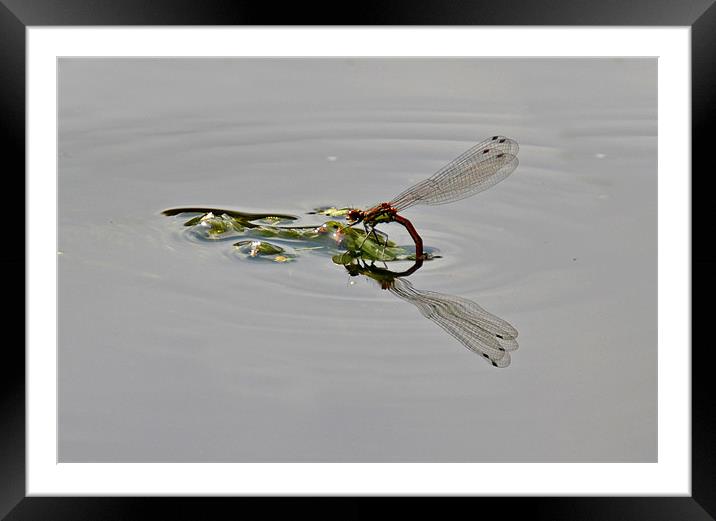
<box><xmin>58</xmin><ymin>58</ymin><xmax>657</xmax><ymax>462</ymax></box>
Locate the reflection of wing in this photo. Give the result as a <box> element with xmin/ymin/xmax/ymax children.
<box><xmin>390</xmin><ymin>278</ymin><xmax>518</xmax><ymax>367</ymax></box>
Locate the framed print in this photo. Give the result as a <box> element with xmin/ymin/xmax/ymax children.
<box><xmin>4</xmin><ymin>0</ymin><xmax>712</xmax><ymax>519</ymax></box>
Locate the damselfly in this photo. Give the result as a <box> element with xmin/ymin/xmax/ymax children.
<box><xmin>346</xmin><ymin>136</ymin><xmax>519</xmax><ymax>259</ymax></box>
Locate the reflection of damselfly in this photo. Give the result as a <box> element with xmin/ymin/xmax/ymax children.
<box><xmin>346</xmin><ymin>136</ymin><xmax>519</xmax><ymax>260</ymax></box>
<box><xmin>340</xmin><ymin>257</ymin><xmax>519</xmax><ymax>367</ymax></box>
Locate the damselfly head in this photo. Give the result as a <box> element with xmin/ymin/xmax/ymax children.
<box><xmin>346</xmin><ymin>208</ymin><xmax>363</xmax><ymax>223</ymax></box>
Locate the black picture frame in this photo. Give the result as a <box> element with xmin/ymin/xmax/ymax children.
<box><xmin>3</xmin><ymin>1</ymin><xmax>711</xmax><ymax>519</ymax></box>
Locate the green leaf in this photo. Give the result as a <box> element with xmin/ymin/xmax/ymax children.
<box><xmin>233</xmin><ymin>240</ymin><xmax>297</xmax><ymax>262</ymax></box>
<box><xmin>308</xmin><ymin>206</ymin><xmax>355</xmax><ymax>217</ymax></box>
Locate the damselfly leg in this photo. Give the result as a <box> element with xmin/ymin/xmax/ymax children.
<box><xmin>357</xmin><ymin>223</ymin><xmax>387</xmax><ymax>256</ymax></box>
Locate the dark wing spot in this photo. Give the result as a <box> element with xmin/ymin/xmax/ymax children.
<box><xmin>483</xmin><ymin>149</ymin><xmax>490</xmax><ymax>154</ymax></box>
<box><xmin>499</xmin><ymin>139</ymin><xmax>506</xmax><ymax>143</ymax></box>
<box><xmin>491</xmin><ymin>136</ymin><xmax>498</xmax><ymax>140</ymax></box>
<box><xmin>496</xmin><ymin>153</ymin><xmax>504</xmax><ymax>158</ymax></box>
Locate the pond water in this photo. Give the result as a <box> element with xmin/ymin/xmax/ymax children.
<box><xmin>58</xmin><ymin>58</ymin><xmax>657</xmax><ymax>462</ymax></box>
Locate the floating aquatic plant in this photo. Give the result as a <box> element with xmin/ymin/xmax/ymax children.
<box><xmin>163</xmin><ymin>207</ymin><xmax>421</xmax><ymax>262</ymax></box>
